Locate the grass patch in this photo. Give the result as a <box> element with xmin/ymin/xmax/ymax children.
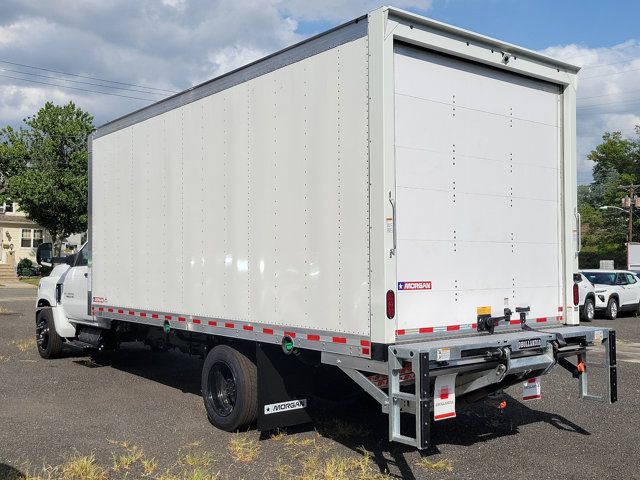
<box><xmin>0</xmin><ymin>305</ymin><xmax>12</xmax><ymax>314</ymax></box>
<box><xmin>296</xmin><ymin>446</ymin><xmax>388</xmax><ymax>480</ymax></box>
<box><xmin>19</xmin><ymin>277</ymin><xmax>40</xmax><ymax>286</ymax></box>
<box><xmin>0</xmin><ymin>355</ymin><xmax>9</xmax><ymax>364</ymax></box>
<box><xmin>11</xmin><ymin>338</ymin><xmax>36</xmax><ymax>352</ymax></box>
<box><xmin>228</xmin><ymin>434</ymin><xmax>260</xmax><ymax>463</ymax></box>
<box><xmin>270</xmin><ymin>429</ymin><xmax>287</xmax><ymax>441</ymax></box>
<box><xmin>415</xmin><ymin>457</ymin><xmax>454</xmax><ymax>472</ymax></box>
<box><xmin>112</xmin><ymin>445</ymin><xmax>144</xmax><ymax>471</ymax></box>
<box><xmin>60</xmin><ymin>453</ymin><xmax>108</xmax><ymax>480</ymax></box>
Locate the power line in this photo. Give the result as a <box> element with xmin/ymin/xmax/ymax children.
<box><xmin>0</xmin><ymin>73</ymin><xmax>157</xmax><ymax>102</ymax></box>
<box><xmin>0</xmin><ymin>66</ymin><xmax>166</xmax><ymax>97</ymax></box>
<box><xmin>577</xmin><ymin>97</ymin><xmax>640</xmax><ymax>110</ymax></box>
<box><xmin>0</xmin><ymin>59</ymin><xmax>179</xmax><ymax>94</ymax></box>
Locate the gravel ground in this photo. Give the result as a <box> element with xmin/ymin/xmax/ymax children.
<box><xmin>1</xmin><ymin>287</ymin><xmax>639</xmax><ymax>479</ymax></box>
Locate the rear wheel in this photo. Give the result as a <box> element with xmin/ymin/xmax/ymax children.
<box><xmin>605</xmin><ymin>297</ymin><xmax>618</xmax><ymax>320</ymax></box>
<box><xmin>36</xmin><ymin>308</ymin><xmax>63</xmax><ymax>359</ymax></box>
<box><xmin>202</xmin><ymin>344</ymin><xmax>257</xmax><ymax>431</ymax></box>
<box><xmin>582</xmin><ymin>298</ymin><xmax>595</xmax><ymax>321</ymax></box>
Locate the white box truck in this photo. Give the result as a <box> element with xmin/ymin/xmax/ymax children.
<box><xmin>34</xmin><ymin>6</ymin><xmax>617</xmax><ymax>449</ymax></box>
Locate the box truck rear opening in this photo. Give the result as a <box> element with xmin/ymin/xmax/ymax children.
<box><xmin>34</xmin><ymin>6</ymin><xmax>617</xmax><ymax>450</ymax></box>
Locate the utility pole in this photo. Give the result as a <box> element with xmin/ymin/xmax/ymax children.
<box><xmin>619</xmin><ymin>184</ymin><xmax>640</xmax><ymax>243</ymax></box>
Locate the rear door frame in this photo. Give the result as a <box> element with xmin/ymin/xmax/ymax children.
<box><xmin>367</xmin><ymin>7</ymin><xmax>580</xmax><ymax>346</ymax></box>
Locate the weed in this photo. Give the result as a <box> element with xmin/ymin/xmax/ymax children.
<box><xmin>10</xmin><ymin>338</ymin><xmax>36</xmax><ymax>352</ymax></box>
<box><xmin>141</xmin><ymin>458</ymin><xmax>158</xmax><ymax>475</ymax></box>
<box><xmin>228</xmin><ymin>434</ymin><xmax>260</xmax><ymax>463</ymax></box>
<box><xmin>0</xmin><ymin>355</ymin><xmax>10</xmax><ymax>364</ymax></box>
<box><xmin>59</xmin><ymin>454</ymin><xmax>107</xmax><ymax>480</ymax></box>
<box><xmin>415</xmin><ymin>457</ymin><xmax>454</xmax><ymax>472</ymax></box>
<box><xmin>270</xmin><ymin>429</ymin><xmax>287</xmax><ymax>441</ymax></box>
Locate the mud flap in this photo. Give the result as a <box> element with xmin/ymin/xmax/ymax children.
<box><xmin>256</xmin><ymin>344</ymin><xmax>313</xmax><ymax>431</ymax></box>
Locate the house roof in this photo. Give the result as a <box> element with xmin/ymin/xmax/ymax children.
<box><xmin>0</xmin><ymin>213</ymin><xmax>39</xmax><ymax>227</ymax></box>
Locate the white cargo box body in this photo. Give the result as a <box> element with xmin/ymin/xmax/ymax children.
<box><xmin>91</xmin><ymin>7</ymin><xmax>580</xmax><ymax>358</ymax></box>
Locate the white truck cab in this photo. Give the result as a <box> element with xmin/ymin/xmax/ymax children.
<box><xmin>35</xmin><ymin>242</ymin><xmax>98</xmax><ymax>357</ymax></box>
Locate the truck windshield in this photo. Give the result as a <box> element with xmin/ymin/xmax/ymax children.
<box><xmin>583</xmin><ymin>272</ymin><xmax>616</xmax><ymax>286</ymax></box>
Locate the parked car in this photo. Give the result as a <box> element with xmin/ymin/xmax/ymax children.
<box><xmin>581</xmin><ymin>270</ymin><xmax>640</xmax><ymax>319</ymax></box>
<box><xmin>574</xmin><ymin>273</ymin><xmax>596</xmax><ymax>321</ymax></box>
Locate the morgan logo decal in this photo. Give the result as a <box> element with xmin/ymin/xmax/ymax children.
<box><xmin>264</xmin><ymin>399</ymin><xmax>307</xmax><ymax>415</ymax></box>
<box><xmin>518</xmin><ymin>338</ymin><xmax>542</xmax><ymax>349</ymax></box>
<box><xmin>398</xmin><ymin>281</ymin><xmax>432</xmax><ymax>291</ymax></box>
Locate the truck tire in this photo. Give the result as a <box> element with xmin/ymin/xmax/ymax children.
<box><xmin>581</xmin><ymin>298</ymin><xmax>595</xmax><ymax>321</ymax></box>
<box><xmin>202</xmin><ymin>344</ymin><xmax>257</xmax><ymax>432</ymax></box>
<box><xmin>605</xmin><ymin>297</ymin><xmax>618</xmax><ymax>320</ymax></box>
<box><xmin>36</xmin><ymin>308</ymin><xmax>63</xmax><ymax>359</ymax></box>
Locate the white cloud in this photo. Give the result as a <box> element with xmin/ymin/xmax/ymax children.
<box><xmin>280</xmin><ymin>0</ymin><xmax>432</xmax><ymax>22</ymax></box>
<box><xmin>541</xmin><ymin>41</ymin><xmax>640</xmax><ymax>183</ymax></box>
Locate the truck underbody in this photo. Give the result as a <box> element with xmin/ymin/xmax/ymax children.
<box><xmin>36</xmin><ymin>305</ymin><xmax>617</xmax><ymax>450</ymax></box>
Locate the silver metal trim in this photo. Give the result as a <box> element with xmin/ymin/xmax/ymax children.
<box><xmin>94</xmin><ymin>17</ymin><xmax>368</xmax><ymax>139</ymax></box>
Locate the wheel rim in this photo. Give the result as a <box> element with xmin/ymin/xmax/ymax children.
<box><xmin>36</xmin><ymin>318</ymin><xmax>49</xmax><ymax>350</ymax></box>
<box><xmin>586</xmin><ymin>302</ymin><xmax>594</xmax><ymax>320</ymax></box>
<box><xmin>611</xmin><ymin>301</ymin><xmax>617</xmax><ymax>317</ymax></box>
<box><xmin>207</xmin><ymin>361</ymin><xmax>237</xmax><ymax>417</ymax></box>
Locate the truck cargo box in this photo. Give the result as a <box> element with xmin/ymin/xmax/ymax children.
<box><xmin>90</xmin><ymin>7</ymin><xmax>580</xmax><ymax>360</ymax></box>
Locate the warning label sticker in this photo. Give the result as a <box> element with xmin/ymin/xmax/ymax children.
<box><xmin>264</xmin><ymin>399</ymin><xmax>307</xmax><ymax>415</ymax></box>
<box><xmin>522</xmin><ymin>377</ymin><xmax>541</xmax><ymax>401</ymax></box>
<box><xmin>398</xmin><ymin>281</ymin><xmax>432</xmax><ymax>291</ymax></box>
<box><xmin>434</xmin><ymin>374</ymin><xmax>457</xmax><ymax>421</ymax></box>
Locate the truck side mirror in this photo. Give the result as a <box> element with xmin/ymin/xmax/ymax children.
<box><xmin>36</xmin><ymin>242</ymin><xmax>53</xmax><ymax>267</ymax></box>
<box><xmin>65</xmin><ymin>253</ymin><xmax>78</xmax><ymax>266</ymax></box>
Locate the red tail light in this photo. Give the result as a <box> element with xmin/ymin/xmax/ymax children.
<box><xmin>573</xmin><ymin>282</ymin><xmax>579</xmax><ymax>306</ymax></box>
<box><xmin>386</xmin><ymin>290</ymin><xmax>395</xmax><ymax>319</ymax></box>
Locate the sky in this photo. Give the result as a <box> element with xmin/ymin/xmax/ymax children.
<box><xmin>0</xmin><ymin>0</ymin><xmax>638</xmax><ymax>184</ymax></box>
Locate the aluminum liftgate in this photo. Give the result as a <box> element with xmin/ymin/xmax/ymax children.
<box><xmin>322</xmin><ymin>325</ymin><xmax>617</xmax><ymax>450</ymax></box>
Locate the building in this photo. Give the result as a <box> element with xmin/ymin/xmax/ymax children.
<box><xmin>0</xmin><ymin>200</ymin><xmax>83</xmax><ymax>268</ymax></box>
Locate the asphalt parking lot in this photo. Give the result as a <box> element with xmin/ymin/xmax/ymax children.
<box><xmin>1</xmin><ymin>287</ymin><xmax>639</xmax><ymax>480</ymax></box>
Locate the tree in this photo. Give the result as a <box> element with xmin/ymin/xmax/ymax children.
<box><xmin>0</xmin><ymin>101</ymin><xmax>94</xmax><ymax>254</ymax></box>
<box><xmin>578</xmin><ymin>126</ymin><xmax>640</xmax><ymax>268</ymax></box>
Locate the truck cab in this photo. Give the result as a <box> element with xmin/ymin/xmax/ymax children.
<box><xmin>34</xmin><ymin>242</ymin><xmax>97</xmax><ymax>357</ymax></box>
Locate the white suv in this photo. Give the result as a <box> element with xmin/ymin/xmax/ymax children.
<box><xmin>581</xmin><ymin>270</ymin><xmax>640</xmax><ymax>320</ymax></box>
<box><xmin>574</xmin><ymin>273</ymin><xmax>596</xmax><ymax>321</ymax></box>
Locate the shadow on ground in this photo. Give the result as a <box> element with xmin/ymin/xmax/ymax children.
<box><xmin>0</xmin><ymin>463</ymin><xmax>25</xmax><ymax>480</ymax></box>
<box><xmin>69</xmin><ymin>344</ymin><xmax>590</xmax><ymax>480</ymax></box>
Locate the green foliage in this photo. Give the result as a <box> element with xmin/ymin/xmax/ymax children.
<box><xmin>16</xmin><ymin>258</ymin><xmax>36</xmax><ymax>277</ymax></box>
<box><xmin>0</xmin><ymin>102</ymin><xmax>94</xmax><ymax>252</ymax></box>
<box><xmin>579</xmin><ymin>126</ymin><xmax>640</xmax><ymax>268</ymax></box>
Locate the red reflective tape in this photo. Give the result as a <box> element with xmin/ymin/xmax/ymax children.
<box><xmin>98</xmin><ymin>307</ymin><xmax>104</xmax><ymax>312</ymax></box>
<box><xmin>117</xmin><ymin>309</ymin><xmax>124</xmax><ymax>314</ymax></box>
<box><xmin>471</xmin><ymin>323</ymin><xmax>477</xmax><ymax>329</ymax></box>
<box><xmin>434</xmin><ymin>412</ymin><xmax>456</xmax><ymax>420</ymax></box>
<box><xmin>510</xmin><ymin>319</ymin><xmax>521</xmax><ymax>325</ymax></box>
<box><xmin>108</xmin><ymin>308</ymin><xmax>113</xmax><ymax>313</ymax></box>
<box><xmin>360</xmin><ymin>339</ymin><xmax>371</xmax><ymax>347</ymax></box>
<box><xmin>263</xmin><ymin>328</ymin><xmax>274</xmax><ymax>335</ymax></box>
<box><xmin>447</xmin><ymin>325</ymin><xmax>460</xmax><ymax>331</ymax></box>
<box><xmin>419</xmin><ymin>327</ymin><xmax>434</xmax><ymax>334</ymax></box>
<box><xmin>558</xmin><ymin>306</ymin><xmax>563</xmax><ymax>312</ymax></box>
<box><xmin>192</xmin><ymin>318</ymin><xmax>201</xmax><ymax>324</ymax></box>
<box><xmin>536</xmin><ymin>317</ymin><xmax>547</xmax><ymax>323</ymax></box>
<box><xmin>243</xmin><ymin>325</ymin><xmax>253</xmax><ymax>331</ymax></box>
<box><xmin>128</xmin><ymin>311</ymin><xmax>135</xmax><ymax>316</ymax></box>
<box><xmin>164</xmin><ymin>315</ymin><xmax>172</xmax><ymax>320</ymax></box>
<box><xmin>332</xmin><ymin>337</ymin><xmax>347</xmax><ymax>344</ymax></box>
<box><xmin>396</xmin><ymin>329</ymin><xmax>406</xmax><ymax>336</ymax></box>
<box><xmin>139</xmin><ymin>312</ymin><xmax>147</xmax><ymax>317</ymax></box>
<box><xmin>307</xmin><ymin>334</ymin><xmax>320</xmax><ymax>341</ymax></box>
<box><xmin>178</xmin><ymin>316</ymin><xmax>186</xmax><ymax>322</ymax></box>
<box><xmin>523</xmin><ymin>394</ymin><xmax>541</xmax><ymax>401</ymax></box>
<box><xmin>225</xmin><ymin>322</ymin><xmax>235</xmax><ymax>329</ymax></box>
<box><xmin>151</xmin><ymin>314</ymin><xmax>159</xmax><ymax>319</ymax></box>
<box><xmin>528</xmin><ymin>378</ymin><xmax>537</xmax><ymax>384</ymax></box>
<box><xmin>284</xmin><ymin>331</ymin><xmax>296</xmax><ymax>338</ymax></box>
<box><xmin>362</xmin><ymin>347</ymin><xmax>370</xmax><ymax>355</ymax></box>
<box><xmin>208</xmin><ymin>320</ymin><xmax>217</xmax><ymax>326</ymax></box>
<box><xmin>556</xmin><ymin>315</ymin><xmax>563</xmax><ymax>321</ymax></box>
